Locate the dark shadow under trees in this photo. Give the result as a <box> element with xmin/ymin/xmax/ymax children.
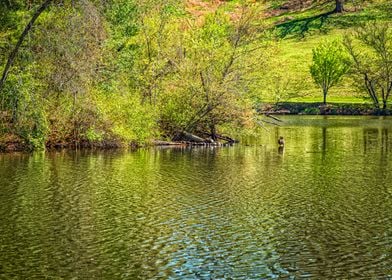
<box><xmin>276</xmin><ymin>10</ymin><xmax>335</xmax><ymax>39</ymax></box>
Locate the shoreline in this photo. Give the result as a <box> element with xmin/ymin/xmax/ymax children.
<box><xmin>0</xmin><ymin>137</ymin><xmax>236</xmax><ymax>153</ymax></box>
<box><xmin>1</xmin><ymin>102</ymin><xmax>391</xmax><ymax>153</ymax></box>
<box><xmin>260</xmin><ymin>102</ymin><xmax>391</xmax><ymax>115</ymax></box>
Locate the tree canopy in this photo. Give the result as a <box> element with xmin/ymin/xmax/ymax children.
<box><xmin>310</xmin><ymin>40</ymin><xmax>349</xmax><ymax>104</ymax></box>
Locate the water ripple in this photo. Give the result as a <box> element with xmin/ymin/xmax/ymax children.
<box><xmin>0</xmin><ymin>118</ymin><xmax>392</xmax><ymax>279</ymax></box>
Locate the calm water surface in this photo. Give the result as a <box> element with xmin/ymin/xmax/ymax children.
<box><xmin>0</xmin><ymin>116</ymin><xmax>391</xmax><ymax>279</ymax></box>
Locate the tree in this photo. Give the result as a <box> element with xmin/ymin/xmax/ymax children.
<box><xmin>310</xmin><ymin>40</ymin><xmax>349</xmax><ymax>104</ymax></box>
<box><xmin>128</xmin><ymin>3</ymin><xmax>268</xmax><ymax>140</ymax></box>
<box><xmin>129</xmin><ymin>0</ymin><xmax>181</xmax><ymax>105</ymax></box>
<box><xmin>159</xmin><ymin>6</ymin><xmax>268</xmax><ymax>140</ymax></box>
<box><xmin>344</xmin><ymin>22</ymin><xmax>392</xmax><ymax>110</ymax></box>
<box><xmin>334</xmin><ymin>0</ymin><xmax>344</xmax><ymax>13</ymax></box>
<box><xmin>0</xmin><ymin>0</ymin><xmax>52</xmax><ymax>94</ymax></box>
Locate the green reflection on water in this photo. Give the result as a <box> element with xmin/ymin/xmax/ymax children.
<box><xmin>0</xmin><ymin>116</ymin><xmax>391</xmax><ymax>279</ymax></box>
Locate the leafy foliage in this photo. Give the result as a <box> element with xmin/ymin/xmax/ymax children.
<box><xmin>310</xmin><ymin>40</ymin><xmax>350</xmax><ymax>104</ymax></box>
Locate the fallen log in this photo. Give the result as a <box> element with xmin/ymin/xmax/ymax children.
<box><xmin>214</xmin><ymin>133</ymin><xmax>238</xmax><ymax>143</ymax></box>
<box><xmin>172</xmin><ymin>131</ymin><xmax>206</xmax><ymax>143</ymax></box>
<box><xmin>265</xmin><ymin>114</ymin><xmax>283</xmax><ymax>122</ymax></box>
<box><xmin>261</xmin><ymin>119</ymin><xmax>282</xmax><ymax>126</ymax></box>
<box><xmin>152</xmin><ymin>140</ymin><xmax>185</xmax><ymax>146</ymax></box>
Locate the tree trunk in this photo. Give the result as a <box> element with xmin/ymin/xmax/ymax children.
<box><xmin>323</xmin><ymin>88</ymin><xmax>327</xmax><ymax>104</ymax></box>
<box><xmin>210</xmin><ymin>123</ymin><xmax>217</xmax><ymax>141</ymax></box>
<box><xmin>334</xmin><ymin>0</ymin><xmax>344</xmax><ymax>13</ymax></box>
<box><xmin>0</xmin><ymin>0</ymin><xmax>53</xmax><ymax>94</ymax></box>
<box><xmin>364</xmin><ymin>76</ymin><xmax>379</xmax><ymax>109</ymax></box>
<box><xmin>382</xmin><ymin>99</ymin><xmax>387</xmax><ymax>110</ymax></box>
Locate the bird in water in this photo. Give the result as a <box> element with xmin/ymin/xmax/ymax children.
<box><xmin>278</xmin><ymin>136</ymin><xmax>285</xmax><ymax>147</ymax></box>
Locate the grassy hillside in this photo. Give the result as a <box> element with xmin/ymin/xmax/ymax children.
<box><xmin>260</xmin><ymin>0</ymin><xmax>391</xmax><ymax>103</ymax></box>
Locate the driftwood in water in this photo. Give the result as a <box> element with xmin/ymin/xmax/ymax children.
<box><xmin>214</xmin><ymin>133</ymin><xmax>238</xmax><ymax>143</ymax></box>
<box><xmin>266</xmin><ymin>114</ymin><xmax>283</xmax><ymax>122</ymax></box>
<box><xmin>197</xmin><ymin>131</ymin><xmax>238</xmax><ymax>144</ymax></box>
<box><xmin>152</xmin><ymin>140</ymin><xmax>185</xmax><ymax>146</ymax></box>
<box><xmin>262</xmin><ymin>119</ymin><xmax>282</xmax><ymax>126</ymax></box>
<box><xmin>173</xmin><ymin>131</ymin><xmax>206</xmax><ymax>143</ymax></box>
<box><xmin>172</xmin><ymin>131</ymin><xmax>238</xmax><ymax>145</ymax></box>
<box><xmin>253</xmin><ymin>115</ymin><xmax>283</xmax><ymax>128</ymax></box>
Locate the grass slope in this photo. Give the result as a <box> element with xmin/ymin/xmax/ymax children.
<box><xmin>261</xmin><ymin>0</ymin><xmax>392</xmax><ymax>103</ymax></box>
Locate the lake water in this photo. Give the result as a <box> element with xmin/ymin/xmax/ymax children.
<box><xmin>0</xmin><ymin>116</ymin><xmax>391</xmax><ymax>279</ymax></box>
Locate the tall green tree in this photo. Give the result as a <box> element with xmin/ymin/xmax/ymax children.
<box><xmin>159</xmin><ymin>6</ymin><xmax>268</xmax><ymax>139</ymax></box>
<box><xmin>310</xmin><ymin>40</ymin><xmax>349</xmax><ymax>104</ymax></box>
<box><xmin>344</xmin><ymin>22</ymin><xmax>392</xmax><ymax>110</ymax></box>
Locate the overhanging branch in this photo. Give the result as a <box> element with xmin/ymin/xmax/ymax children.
<box><xmin>0</xmin><ymin>0</ymin><xmax>53</xmax><ymax>94</ymax></box>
